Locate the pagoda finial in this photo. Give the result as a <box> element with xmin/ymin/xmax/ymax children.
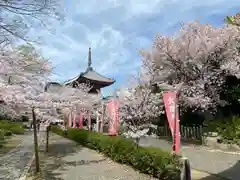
<box><xmin>88</xmin><ymin>47</ymin><xmax>92</xmax><ymax>68</ymax></box>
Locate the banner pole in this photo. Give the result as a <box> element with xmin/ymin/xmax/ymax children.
<box><xmin>172</xmin><ymin>92</ymin><xmax>177</xmax><ymax>153</ymax></box>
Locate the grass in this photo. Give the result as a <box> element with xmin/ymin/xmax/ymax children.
<box><xmin>0</xmin><ymin>119</ymin><xmax>25</xmax><ymax>151</ymax></box>
<box><xmin>0</xmin><ymin>120</ymin><xmax>25</xmax><ymax>135</ymax></box>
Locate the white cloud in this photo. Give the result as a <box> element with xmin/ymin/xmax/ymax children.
<box><xmin>26</xmin><ymin>0</ymin><xmax>240</xmax><ymax>95</ymax></box>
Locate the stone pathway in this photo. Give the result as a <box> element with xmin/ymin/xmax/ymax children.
<box><xmin>191</xmin><ymin>169</ymin><xmax>224</xmax><ymax>180</ymax></box>
<box><xmin>0</xmin><ymin>134</ymin><xmax>27</xmax><ymax>155</ymax></box>
<box><xmin>26</xmin><ymin>133</ymin><xmax>158</xmax><ymax>180</ymax></box>
<box><xmin>0</xmin><ymin>131</ymin><xmax>45</xmax><ymax>180</ymax></box>
<box><xmin>139</xmin><ymin>137</ymin><xmax>240</xmax><ymax>180</ymax></box>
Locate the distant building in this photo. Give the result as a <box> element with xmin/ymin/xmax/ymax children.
<box><xmin>45</xmin><ymin>47</ymin><xmax>115</xmax><ymax>95</ymax></box>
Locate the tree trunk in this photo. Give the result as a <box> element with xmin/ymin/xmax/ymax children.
<box><xmin>135</xmin><ymin>136</ymin><xmax>140</xmax><ymax>148</ymax></box>
<box><xmin>45</xmin><ymin>126</ymin><xmax>49</xmax><ymax>152</ymax></box>
<box><xmin>32</xmin><ymin>107</ymin><xmax>40</xmax><ymax>173</ymax></box>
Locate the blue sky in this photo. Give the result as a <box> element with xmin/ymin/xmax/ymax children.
<box><xmin>30</xmin><ymin>0</ymin><xmax>240</xmax><ymax>96</ymax></box>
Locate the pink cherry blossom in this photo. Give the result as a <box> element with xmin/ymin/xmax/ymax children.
<box><xmin>140</xmin><ymin>21</ymin><xmax>240</xmax><ymax>110</ymax></box>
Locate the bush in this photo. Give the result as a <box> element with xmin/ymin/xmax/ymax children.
<box><xmin>0</xmin><ymin>130</ymin><xmax>4</xmax><ymax>140</ymax></box>
<box><xmin>21</xmin><ymin>115</ymin><xmax>29</xmax><ymax>122</ymax></box>
<box><xmin>0</xmin><ymin>120</ymin><xmax>25</xmax><ymax>134</ymax></box>
<box><xmin>204</xmin><ymin>116</ymin><xmax>240</xmax><ymax>146</ymax></box>
<box><xmin>9</xmin><ymin>126</ymin><xmax>24</xmax><ymax>134</ymax></box>
<box><xmin>3</xmin><ymin>130</ymin><xmax>12</xmax><ymax>136</ymax></box>
<box><xmin>0</xmin><ymin>130</ymin><xmax>5</xmax><ymax>148</ymax></box>
<box><xmin>217</xmin><ymin>116</ymin><xmax>240</xmax><ymax>139</ymax></box>
<box><xmin>51</xmin><ymin>125</ymin><xmax>181</xmax><ymax>180</ymax></box>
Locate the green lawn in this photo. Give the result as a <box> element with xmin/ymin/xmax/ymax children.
<box><xmin>0</xmin><ymin>120</ymin><xmax>25</xmax><ymax>150</ymax></box>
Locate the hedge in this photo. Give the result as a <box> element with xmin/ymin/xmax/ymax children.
<box><xmin>0</xmin><ymin>120</ymin><xmax>25</xmax><ymax>134</ymax></box>
<box><xmin>51</xmin><ymin>125</ymin><xmax>182</xmax><ymax>180</ymax></box>
<box><xmin>0</xmin><ymin>130</ymin><xmax>5</xmax><ymax>148</ymax></box>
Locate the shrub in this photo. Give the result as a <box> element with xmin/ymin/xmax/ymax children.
<box><xmin>204</xmin><ymin>116</ymin><xmax>240</xmax><ymax>146</ymax></box>
<box><xmin>0</xmin><ymin>130</ymin><xmax>4</xmax><ymax>140</ymax></box>
<box><xmin>21</xmin><ymin>115</ymin><xmax>29</xmax><ymax>122</ymax></box>
<box><xmin>9</xmin><ymin>126</ymin><xmax>24</xmax><ymax>134</ymax></box>
<box><xmin>0</xmin><ymin>120</ymin><xmax>25</xmax><ymax>134</ymax></box>
<box><xmin>3</xmin><ymin>130</ymin><xmax>12</xmax><ymax>136</ymax></box>
<box><xmin>0</xmin><ymin>130</ymin><xmax>5</xmax><ymax>148</ymax></box>
<box><xmin>217</xmin><ymin>116</ymin><xmax>240</xmax><ymax>140</ymax></box>
<box><xmin>51</xmin><ymin>125</ymin><xmax>181</xmax><ymax>180</ymax></box>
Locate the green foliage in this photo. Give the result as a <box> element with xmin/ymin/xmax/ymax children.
<box><xmin>0</xmin><ymin>114</ymin><xmax>13</xmax><ymax>121</ymax></box>
<box><xmin>0</xmin><ymin>120</ymin><xmax>25</xmax><ymax>134</ymax></box>
<box><xmin>21</xmin><ymin>115</ymin><xmax>29</xmax><ymax>122</ymax></box>
<box><xmin>51</xmin><ymin>125</ymin><xmax>181</xmax><ymax>180</ymax></box>
<box><xmin>0</xmin><ymin>130</ymin><xmax>4</xmax><ymax>140</ymax></box>
<box><xmin>9</xmin><ymin>126</ymin><xmax>24</xmax><ymax>134</ymax></box>
<box><xmin>0</xmin><ymin>130</ymin><xmax>5</xmax><ymax>148</ymax></box>
<box><xmin>3</xmin><ymin>130</ymin><xmax>12</xmax><ymax>136</ymax></box>
<box><xmin>225</xmin><ymin>13</ymin><xmax>240</xmax><ymax>26</ymax></box>
<box><xmin>216</xmin><ymin>116</ymin><xmax>240</xmax><ymax>143</ymax></box>
<box><xmin>225</xmin><ymin>16</ymin><xmax>234</xmax><ymax>25</ymax></box>
<box><xmin>205</xmin><ymin>116</ymin><xmax>240</xmax><ymax>145</ymax></box>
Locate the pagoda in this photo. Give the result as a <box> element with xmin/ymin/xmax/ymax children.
<box><xmin>45</xmin><ymin>48</ymin><xmax>115</xmax><ymax>94</ymax></box>
<box><xmin>63</xmin><ymin>47</ymin><xmax>115</xmax><ymax>94</ymax></box>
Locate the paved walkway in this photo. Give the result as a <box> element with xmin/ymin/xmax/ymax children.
<box><xmin>26</xmin><ymin>133</ymin><xmax>158</xmax><ymax>180</ymax></box>
<box><xmin>140</xmin><ymin>137</ymin><xmax>240</xmax><ymax>180</ymax></box>
<box><xmin>0</xmin><ymin>131</ymin><xmax>45</xmax><ymax>180</ymax></box>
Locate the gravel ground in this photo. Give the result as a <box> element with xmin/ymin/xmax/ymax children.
<box><xmin>27</xmin><ymin>133</ymin><xmax>158</xmax><ymax>180</ymax></box>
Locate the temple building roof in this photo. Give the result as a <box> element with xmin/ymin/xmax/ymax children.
<box><xmin>64</xmin><ymin>67</ymin><xmax>115</xmax><ymax>86</ymax></box>
<box><xmin>63</xmin><ymin>47</ymin><xmax>115</xmax><ymax>88</ymax></box>
<box><xmin>45</xmin><ymin>48</ymin><xmax>115</xmax><ymax>93</ymax></box>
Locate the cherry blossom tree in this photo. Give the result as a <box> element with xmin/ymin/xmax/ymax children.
<box><xmin>0</xmin><ymin>101</ymin><xmax>20</xmax><ymax>120</ymax></box>
<box><xmin>0</xmin><ymin>44</ymin><xmax>51</xmax><ymax>121</ymax></box>
<box><xmin>0</xmin><ymin>43</ymin><xmax>101</xmax><ymax>176</ymax></box>
<box><xmin>0</xmin><ymin>0</ymin><xmax>64</xmax><ymax>45</ymax></box>
<box><xmin>140</xmin><ymin>21</ymin><xmax>240</xmax><ymax>111</ymax></box>
<box><xmin>117</xmin><ymin>75</ymin><xmax>162</xmax><ymax>144</ymax></box>
<box><xmin>225</xmin><ymin>13</ymin><xmax>240</xmax><ymax>26</ymax></box>
<box><xmin>0</xmin><ymin>45</ymin><xmax>100</xmax><ymax>125</ymax></box>
<box><xmin>43</xmin><ymin>83</ymin><xmax>101</xmax><ymax>126</ymax></box>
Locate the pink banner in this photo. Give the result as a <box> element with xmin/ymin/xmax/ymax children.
<box><xmin>108</xmin><ymin>100</ymin><xmax>113</xmax><ymax>119</ymax></box>
<box><xmin>68</xmin><ymin>111</ymin><xmax>72</xmax><ymax>128</ymax></box>
<box><xmin>88</xmin><ymin>114</ymin><xmax>91</xmax><ymax>130</ymax></box>
<box><xmin>114</xmin><ymin>100</ymin><xmax>119</xmax><ymax>133</ymax></box>
<box><xmin>108</xmin><ymin>99</ymin><xmax>119</xmax><ymax>136</ymax></box>
<box><xmin>78</xmin><ymin>112</ymin><xmax>83</xmax><ymax>128</ymax></box>
<box><xmin>63</xmin><ymin>114</ymin><xmax>66</xmax><ymax>128</ymax></box>
<box><xmin>162</xmin><ymin>91</ymin><xmax>180</xmax><ymax>153</ymax></box>
<box><xmin>73</xmin><ymin>111</ymin><xmax>76</xmax><ymax>128</ymax></box>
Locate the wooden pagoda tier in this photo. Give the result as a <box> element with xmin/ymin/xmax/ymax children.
<box><xmin>62</xmin><ymin>47</ymin><xmax>115</xmax><ymax>94</ymax></box>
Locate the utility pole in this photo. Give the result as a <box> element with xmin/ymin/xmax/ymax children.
<box><xmin>32</xmin><ymin>107</ymin><xmax>40</xmax><ymax>173</ymax></box>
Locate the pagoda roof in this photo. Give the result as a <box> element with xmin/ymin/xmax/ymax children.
<box><xmin>63</xmin><ymin>67</ymin><xmax>115</xmax><ymax>86</ymax></box>
<box><xmin>63</xmin><ymin>47</ymin><xmax>115</xmax><ymax>88</ymax></box>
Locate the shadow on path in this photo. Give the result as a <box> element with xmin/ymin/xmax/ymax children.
<box><xmin>27</xmin><ymin>133</ymin><xmax>107</xmax><ymax>180</ymax></box>
<box><xmin>139</xmin><ymin>136</ymin><xmax>240</xmax><ymax>180</ymax></box>
<box><xmin>198</xmin><ymin>161</ymin><xmax>240</xmax><ymax>180</ymax></box>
